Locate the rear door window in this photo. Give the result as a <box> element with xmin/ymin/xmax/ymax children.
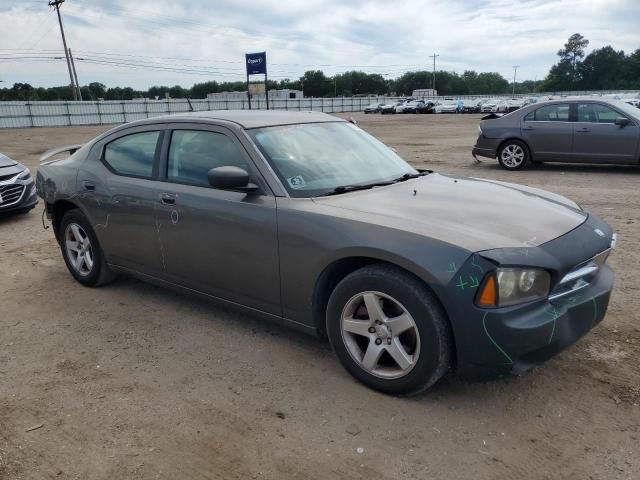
<box><xmin>529</xmin><ymin>104</ymin><xmax>570</xmax><ymax>122</ymax></box>
<box><xmin>104</xmin><ymin>131</ymin><xmax>160</xmax><ymax>178</ymax></box>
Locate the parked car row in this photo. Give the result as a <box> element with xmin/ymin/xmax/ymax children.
<box><xmin>364</xmin><ymin>99</ymin><xmax>437</xmax><ymax>114</ymax></box>
<box><xmin>365</xmin><ymin>97</ymin><xmax>540</xmax><ymax>115</ymax></box>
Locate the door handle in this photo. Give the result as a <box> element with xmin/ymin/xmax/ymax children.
<box><xmin>159</xmin><ymin>193</ymin><xmax>176</xmax><ymax>205</ymax></box>
<box><xmin>522</xmin><ymin>126</ymin><xmax>534</xmax><ymax>131</ymax></box>
<box><xmin>575</xmin><ymin>127</ymin><xmax>590</xmax><ymax>133</ymax></box>
<box><xmin>81</xmin><ymin>181</ymin><xmax>96</xmax><ymax>191</ymax></box>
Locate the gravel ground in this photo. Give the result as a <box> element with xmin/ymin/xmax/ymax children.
<box><xmin>0</xmin><ymin>113</ymin><xmax>638</xmax><ymax>480</ymax></box>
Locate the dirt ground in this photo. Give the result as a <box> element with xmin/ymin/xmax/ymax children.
<box><xmin>1</xmin><ymin>113</ymin><xmax>639</xmax><ymax>480</ymax></box>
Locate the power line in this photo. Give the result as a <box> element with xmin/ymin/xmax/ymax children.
<box><xmin>18</xmin><ymin>8</ymin><xmax>55</xmax><ymax>50</ymax></box>
<box><xmin>26</xmin><ymin>13</ymin><xmax>59</xmax><ymax>50</ymax></box>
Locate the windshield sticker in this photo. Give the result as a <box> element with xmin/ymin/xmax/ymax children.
<box><xmin>287</xmin><ymin>175</ymin><xmax>306</xmax><ymax>189</ymax></box>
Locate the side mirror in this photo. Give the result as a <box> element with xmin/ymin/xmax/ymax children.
<box><xmin>208</xmin><ymin>166</ymin><xmax>258</xmax><ymax>192</ymax></box>
<box><xmin>615</xmin><ymin>117</ymin><xmax>630</xmax><ymax>127</ymax></box>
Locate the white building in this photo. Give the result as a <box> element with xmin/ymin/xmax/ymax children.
<box><xmin>207</xmin><ymin>89</ymin><xmax>304</xmax><ymax>100</ymax></box>
<box><xmin>412</xmin><ymin>89</ymin><xmax>438</xmax><ymax>98</ymax></box>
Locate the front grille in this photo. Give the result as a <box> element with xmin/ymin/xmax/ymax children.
<box><xmin>0</xmin><ymin>172</ymin><xmax>17</xmax><ymax>182</ymax></box>
<box><xmin>0</xmin><ymin>184</ymin><xmax>25</xmax><ymax>207</ymax></box>
<box><xmin>549</xmin><ymin>249</ymin><xmax>610</xmax><ymax>300</ymax></box>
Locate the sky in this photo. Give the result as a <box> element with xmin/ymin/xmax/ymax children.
<box><xmin>0</xmin><ymin>0</ymin><xmax>638</xmax><ymax>90</ymax></box>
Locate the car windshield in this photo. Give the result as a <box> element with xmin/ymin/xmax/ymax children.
<box><xmin>611</xmin><ymin>100</ymin><xmax>640</xmax><ymax>120</ymax></box>
<box><xmin>250</xmin><ymin>122</ymin><xmax>417</xmax><ymax>197</ymax></box>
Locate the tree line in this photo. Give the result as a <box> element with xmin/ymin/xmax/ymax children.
<box><xmin>1</xmin><ymin>34</ymin><xmax>638</xmax><ymax>102</ymax></box>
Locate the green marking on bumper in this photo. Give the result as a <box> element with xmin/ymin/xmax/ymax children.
<box><xmin>482</xmin><ymin>312</ymin><xmax>513</xmax><ymax>365</ymax></box>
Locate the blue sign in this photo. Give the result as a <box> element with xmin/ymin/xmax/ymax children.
<box><xmin>245</xmin><ymin>52</ymin><xmax>267</xmax><ymax>75</ymax></box>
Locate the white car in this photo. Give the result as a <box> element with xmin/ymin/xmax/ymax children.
<box><xmin>481</xmin><ymin>99</ymin><xmax>509</xmax><ymax>113</ymax></box>
<box><xmin>434</xmin><ymin>101</ymin><xmax>458</xmax><ymax>113</ymax></box>
<box><xmin>380</xmin><ymin>100</ymin><xmax>406</xmax><ymax>114</ymax></box>
<box><xmin>624</xmin><ymin>99</ymin><xmax>640</xmax><ymax>109</ymax></box>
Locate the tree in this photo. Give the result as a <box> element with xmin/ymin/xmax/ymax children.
<box><xmin>541</xmin><ymin>33</ymin><xmax>590</xmax><ymax>91</ymax></box>
<box><xmin>190</xmin><ymin>81</ymin><xmax>219</xmax><ymax>98</ymax></box>
<box><xmin>331</xmin><ymin>71</ymin><xmax>388</xmax><ymax>96</ymax></box>
<box><xmin>558</xmin><ymin>33</ymin><xmax>589</xmax><ymax>69</ymax></box>
<box><xmin>299</xmin><ymin>70</ymin><xmax>332</xmax><ymax>97</ymax></box>
<box><xmin>579</xmin><ymin>46</ymin><xmax>627</xmax><ymax>90</ymax></box>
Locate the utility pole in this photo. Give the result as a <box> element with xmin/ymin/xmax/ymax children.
<box><xmin>68</xmin><ymin>48</ymin><xmax>82</xmax><ymax>101</ymax></box>
<box><xmin>512</xmin><ymin>65</ymin><xmax>519</xmax><ymax>95</ymax></box>
<box><xmin>428</xmin><ymin>53</ymin><xmax>439</xmax><ymax>95</ymax></box>
<box><xmin>49</xmin><ymin>0</ymin><xmax>77</xmax><ymax>100</ymax></box>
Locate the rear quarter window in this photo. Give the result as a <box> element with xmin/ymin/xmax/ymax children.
<box><xmin>103</xmin><ymin>131</ymin><xmax>160</xmax><ymax>178</ymax></box>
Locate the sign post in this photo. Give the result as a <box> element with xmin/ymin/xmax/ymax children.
<box><xmin>245</xmin><ymin>52</ymin><xmax>268</xmax><ymax>110</ymax></box>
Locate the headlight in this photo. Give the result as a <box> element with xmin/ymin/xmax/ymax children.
<box><xmin>477</xmin><ymin>268</ymin><xmax>550</xmax><ymax>308</ymax></box>
<box><xmin>18</xmin><ymin>168</ymin><xmax>31</xmax><ymax>180</ymax></box>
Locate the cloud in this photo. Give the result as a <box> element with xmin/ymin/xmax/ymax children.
<box><xmin>0</xmin><ymin>0</ymin><xmax>638</xmax><ymax>89</ymax></box>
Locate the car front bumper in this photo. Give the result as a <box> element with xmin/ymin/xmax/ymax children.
<box><xmin>437</xmin><ymin>213</ymin><xmax>616</xmax><ymax>380</ymax></box>
<box><xmin>0</xmin><ymin>176</ymin><xmax>38</xmax><ymax>214</ymax></box>
<box><xmin>472</xmin><ymin>264</ymin><xmax>612</xmax><ymax>378</ymax></box>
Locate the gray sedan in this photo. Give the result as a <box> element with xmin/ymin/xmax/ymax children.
<box><xmin>473</xmin><ymin>99</ymin><xmax>640</xmax><ymax>170</ymax></box>
<box><xmin>37</xmin><ymin>111</ymin><xmax>615</xmax><ymax>394</ymax></box>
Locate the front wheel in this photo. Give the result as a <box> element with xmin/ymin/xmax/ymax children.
<box><xmin>326</xmin><ymin>264</ymin><xmax>451</xmax><ymax>395</ymax></box>
<box><xmin>497</xmin><ymin>140</ymin><xmax>529</xmax><ymax>170</ymax></box>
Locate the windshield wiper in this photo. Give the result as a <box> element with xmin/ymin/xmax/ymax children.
<box><xmin>319</xmin><ymin>171</ymin><xmax>432</xmax><ymax>197</ymax></box>
<box><xmin>320</xmin><ymin>181</ymin><xmax>395</xmax><ymax>196</ymax></box>
<box><xmin>393</xmin><ymin>170</ymin><xmax>431</xmax><ymax>182</ymax></box>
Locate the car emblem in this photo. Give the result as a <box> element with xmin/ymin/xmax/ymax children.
<box><xmin>594</xmin><ymin>228</ymin><xmax>605</xmax><ymax>238</ymax></box>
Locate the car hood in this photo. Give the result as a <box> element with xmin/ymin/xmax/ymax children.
<box><xmin>313</xmin><ymin>173</ymin><xmax>586</xmax><ymax>252</ymax></box>
<box><xmin>0</xmin><ymin>153</ymin><xmax>18</xmax><ymax>168</ymax></box>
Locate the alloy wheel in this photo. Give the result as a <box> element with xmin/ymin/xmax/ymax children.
<box><xmin>64</xmin><ymin>223</ymin><xmax>94</xmax><ymax>276</ymax></box>
<box><xmin>500</xmin><ymin>144</ymin><xmax>525</xmax><ymax>168</ymax></box>
<box><xmin>340</xmin><ymin>291</ymin><xmax>420</xmax><ymax>379</ymax></box>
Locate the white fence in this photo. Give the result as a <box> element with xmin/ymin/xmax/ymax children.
<box><xmin>0</xmin><ymin>96</ymin><xmax>392</xmax><ymax>129</ymax></box>
<box><xmin>1</xmin><ymin>90</ymin><xmax>638</xmax><ymax>129</ymax></box>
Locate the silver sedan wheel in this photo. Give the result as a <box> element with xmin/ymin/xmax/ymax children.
<box><xmin>340</xmin><ymin>291</ymin><xmax>420</xmax><ymax>379</ymax></box>
<box><xmin>500</xmin><ymin>144</ymin><xmax>525</xmax><ymax>168</ymax></box>
<box><xmin>64</xmin><ymin>223</ymin><xmax>94</xmax><ymax>276</ymax></box>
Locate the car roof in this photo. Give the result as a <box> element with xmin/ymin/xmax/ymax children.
<box><xmin>127</xmin><ymin>110</ymin><xmax>344</xmax><ymax>129</ymax></box>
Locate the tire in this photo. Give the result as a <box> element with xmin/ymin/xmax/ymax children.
<box><xmin>59</xmin><ymin>209</ymin><xmax>116</xmax><ymax>287</ymax></box>
<box><xmin>326</xmin><ymin>264</ymin><xmax>451</xmax><ymax>395</ymax></box>
<box><xmin>497</xmin><ymin>139</ymin><xmax>529</xmax><ymax>170</ymax></box>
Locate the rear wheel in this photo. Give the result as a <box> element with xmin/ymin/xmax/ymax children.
<box><xmin>326</xmin><ymin>264</ymin><xmax>451</xmax><ymax>395</ymax></box>
<box><xmin>59</xmin><ymin>209</ymin><xmax>116</xmax><ymax>287</ymax></box>
<box><xmin>498</xmin><ymin>140</ymin><xmax>529</xmax><ymax>170</ymax></box>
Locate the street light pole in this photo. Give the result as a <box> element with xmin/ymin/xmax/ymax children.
<box><xmin>428</xmin><ymin>53</ymin><xmax>439</xmax><ymax>94</ymax></box>
<box><xmin>512</xmin><ymin>65</ymin><xmax>519</xmax><ymax>95</ymax></box>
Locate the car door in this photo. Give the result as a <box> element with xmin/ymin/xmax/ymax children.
<box><xmin>82</xmin><ymin>127</ymin><xmax>166</xmax><ymax>275</ymax></box>
<box><xmin>521</xmin><ymin>103</ymin><xmax>573</xmax><ymax>161</ymax></box>
<box><xmin>572</xmin><ymin>102</ymin><xmax>640</xmax><ymax>163</ymax></box>
<box><xmin>155</xmin><ymin>125</ymin><xmax>281</xmax><ymax>316</ymax></box>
